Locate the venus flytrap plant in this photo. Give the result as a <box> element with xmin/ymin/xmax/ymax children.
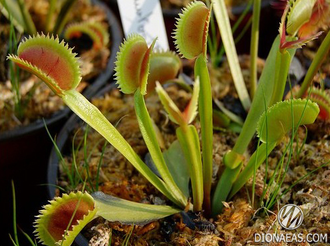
<box><xmin>8</xmin><ymin>1</ymin><xmax>329</xmax><ymax>243</ymax></box>
<box><xmin>174</xmin><ymin>1</ymin><xmax>213</xmax><ymax>212</ymax></box>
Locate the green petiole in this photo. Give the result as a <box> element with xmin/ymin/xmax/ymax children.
<box><xmin>176</xmin><ymin>124</ymin><xmax>203</xmax><ymax>211</ymax></box>
<box><xmin>134</xmin><ymin>89</ymin><xmax>188</xmax><ymax>208</ymax></box>
<box><xmin>194</xmin><ymin>54</ymin><xmax>213</xmax><ymax>213</ymax></box>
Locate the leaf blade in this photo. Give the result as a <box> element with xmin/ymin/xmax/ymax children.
<box><xmin>93</xmin><ymin>192</ymin><xmax>180</xmax><ymax>225</ymax></box>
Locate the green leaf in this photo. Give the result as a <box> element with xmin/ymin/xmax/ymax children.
<box><xmin>163</xmin><ymin>140</ymin><xmax>190</xmax><ymax>198</ymax></box>
<box><xmin>176</xmin><ymin>125</ymin><xmax>203</xmax><ymax>211</ymax></box>
<box><xmin>92</xmin><ymin>192</ymin><xmax>180</xmax><ymax>225</ymax></box>
<box><xmin>194</xmin><ymin>54</ymin><xmax>213</xmax><ymax>213</ymax></box>
<box><xmin>134</xmin><ymin>89</ymin><xmax>187</xmax><ymax>208</ymax></box>
<box><xmin>213</xmin><ymin>0</ymin><xmax>251</xmax><ymax>111</ymax></box>
<box><xmin>257</xmin><ymin>99</ymin><xmax>320</xmax><ymax>143</ymax></box>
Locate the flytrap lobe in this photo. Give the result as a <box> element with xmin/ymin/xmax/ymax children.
<box><xmin>280</xmin><ymin>0</ymin><xmax>328</xmax><ymax>50</ymax></box>
<box><xmin>7</xmin><ymin>33</ymin><xmax>81</xmax><ymax>96</ymax></box>
<box><xmin>35</xmin><ymin>192</ymin><xmax>96</xmax><ymax>246</ymax></box>
<box><xmin>173</xmin><ymin>1</ymin><xmax>211</xmax><ymax>59</ymax></box>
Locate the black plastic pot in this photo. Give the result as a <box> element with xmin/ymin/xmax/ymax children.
<box><xmin>48</xmin><ymin>84</ymin><xmax>117</xmax><ymax>246</ymax></box>
<box><xmin>0</xmin><ymin>0</ymin><xmax>122</xmax><ymax>243</ymax></box>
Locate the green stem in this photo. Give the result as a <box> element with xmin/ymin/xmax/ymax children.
<box><xmin>62</xmin><ymin>90</ymin><xmax>182</xmax><ymax>207</ymax></box>
<box><xmin>17</xmin><ymin>0</ymin><xmax>36</xmax><ymax>35</ymax></box>
<box><xmin>249</xmin><ymin>0</ymin><xmax>261</xmax><ymax>99</ymax></box>
<box><xmin>212</xmin><ymin>0</ymin><xmax>251</xmax><ymax>111</ymax></box>
<box><xmin>52</xmin><ymin>0</ymin><xmax>78</xmax><ymax>34</ymax></box>
<box><xmin>296</xmin><ymin>31</ymin><xmax>330</xmax><ymax>98</ymax></box>
<box><xmin>45</xmin><ymin>0</ymin><xmax>56</xmax><ymax>32</ymax></box>
<box><xmin>268</xmin><ymin>49</ymin><xmax>292</xmax><ymax>106</ymax></box>
<box><xmin>211</xmin><ymin>163</ymin><xmax>242</xmax><ymax>216</ymax></box>
<box><xmin>194</xmin><ymin>54</ymin><xmax>213</xmax><ymax>214</ymax></box>
<box><xmin>176</xmin><ymin>124</ymin><xmax>203</xmax><ymax>211</ymax></box>
<box><xmin>134</xmin><ymin>90</ymin><xmax>187</xmax><ymax>208</ymax></box>
<box><xmin>11</xmin><ymin>181</ymin><xmax>19</xmax><ymax>246</ymax></box>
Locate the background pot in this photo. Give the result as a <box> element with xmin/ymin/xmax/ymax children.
<box><xmin>0</xmin><ymin>0</ymin><xmax>122</xmax><ymax>243</ymax></box>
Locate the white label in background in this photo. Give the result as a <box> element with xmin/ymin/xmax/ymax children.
<box><xmin>117</xmin><ymin>0</ymin><xmax>169</xmax><ymax>50</ymax></box>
